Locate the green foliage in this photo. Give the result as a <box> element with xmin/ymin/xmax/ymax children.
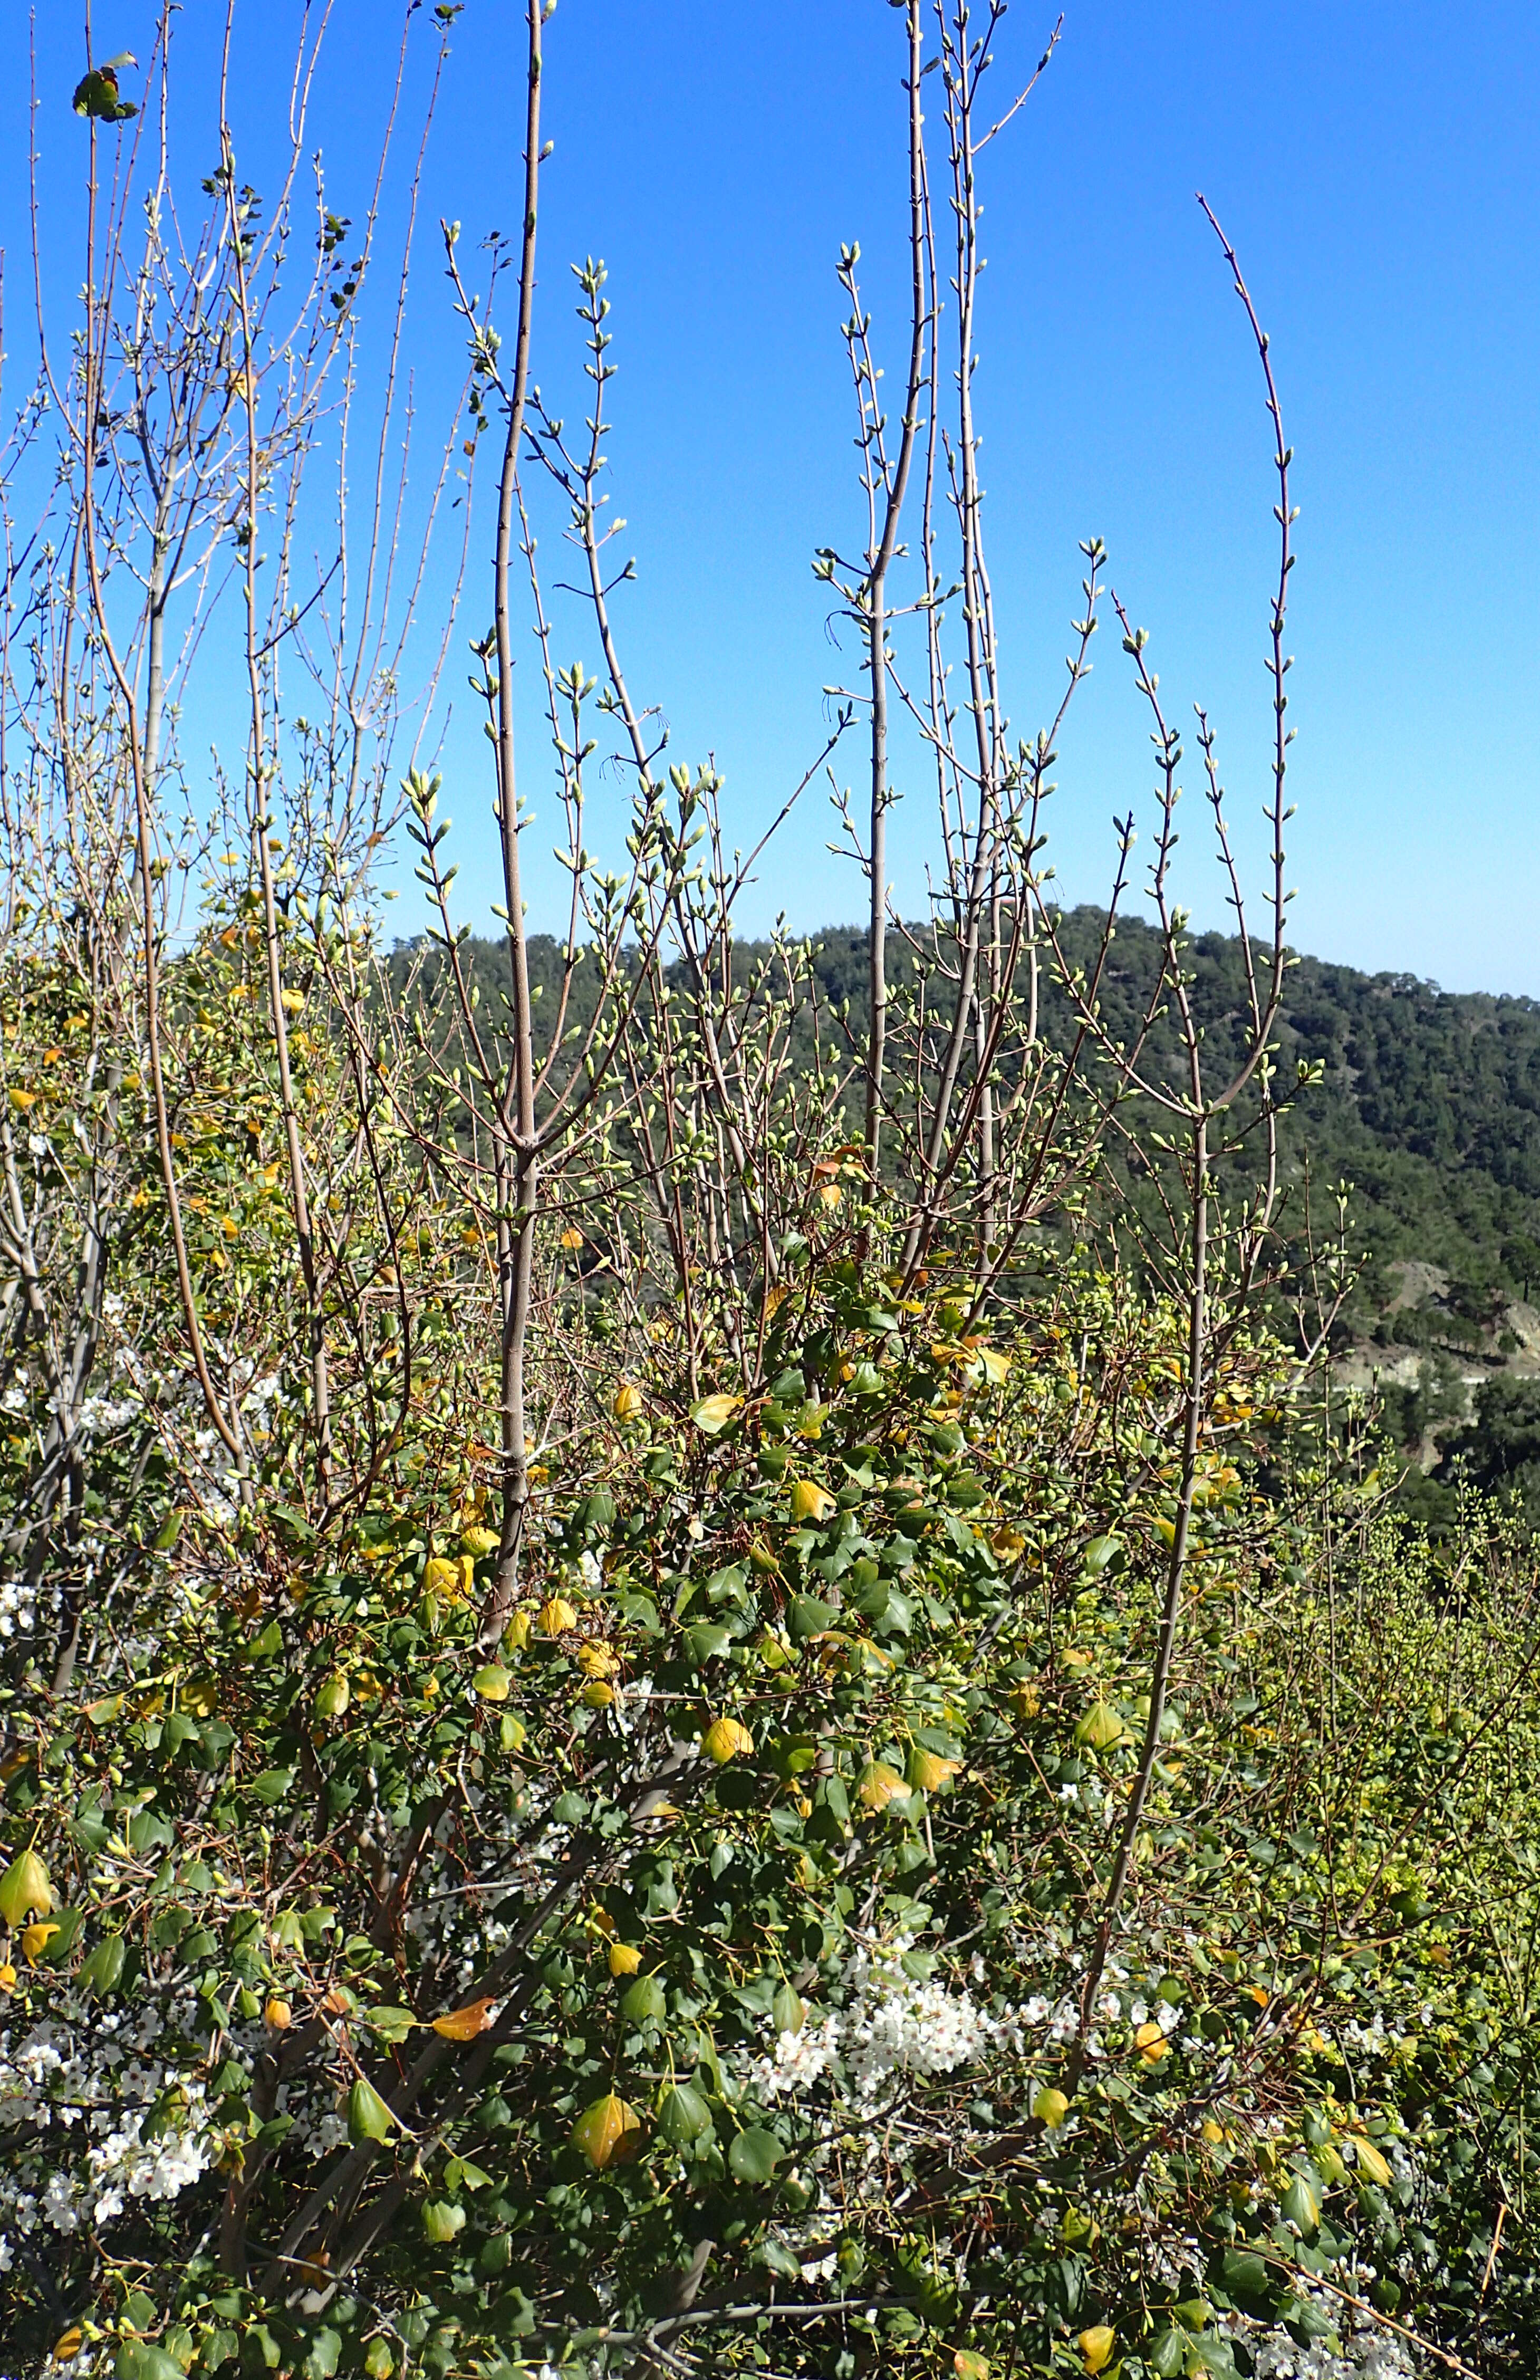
<box><xmin>72</xmin><ymin>56</ymin><xmax>138</xmax><ymax>124</ymax></box>
<box><xmin>5</xmin><ymin>1128</ymin><xmax>1540</xmax><ymax>2373</ymax></box>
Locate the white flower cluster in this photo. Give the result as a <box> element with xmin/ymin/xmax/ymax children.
<box><xmin>1245</xmin><ymin>2319</ymin><xmax>1418</xmax><ymax>2379</ymax></box>
<box><xmin>747</xmin><ymin>1938</ymin><xmax>1027</xmax><ymax>2111</ymax></box>
<box><xmin>0</xmin><ymin>1989</ymin><xmax>216</xmax><ymax>2270</ymax></box>
<box><xmin>73</xmin><ymin>1391</ymin><xmax>142</xmax><ymax>1436</ymax></box>
<box><xmin>0</xmin><ymin>1578</ymin><xmax>62</xmax><ymax>1640</ymax></box>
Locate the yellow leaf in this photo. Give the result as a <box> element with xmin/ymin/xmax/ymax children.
<box><xmin>608</xmin><ymin>1942</ymin><xmax>643</xmax><ymax>1978</ymax></box>
<box><xmin>0</xmin><ymin>1962</ymin><xmax>15</xmax><ymax>1991</ymax></box>
<box><xmin>1007</xmin><ymin>1681</ymin><xmax>1041</xmax><ymax>1719</ymax></box>
<box><xmin>7</xmin><ymin>1088</ymin><xmax>37</xmax><ymax>1110</ymax></box>
<box><xmin>1075</xmin><ymin>1702</ymin><xmax>1126</xmax><ymax>1752</ymax></box>
<box><xmin>1350</xmin><ymin>2134</ymin><xmax>1392</xmax><ymax>2187</ymax></box>
<box><xmin>314</xmin><ymin>1673</ymin><xmax>350</xmax><ymax>1721</ymax></box>
<box><xmin>0</xmin><ymin>1847</ymin><xmax>53</xmax><ymax>1927</ymax></box>
<box><xmin>572</xmin><ymin>2091</ymin><xmax>643</xmax><ymax>2170</ymax></box>
<box><xmin>51</xmin><ymin>2330</ymin><xmax>84</xmax><ymax>2363</ymax></box>
<box><xmin>280</xmin><ymin>987</ymin><xmax>305</xmax><ymax>1012</ymax></box>
<box><xmin>1033</xmin><ymin>2086</ymin><xmax>1071</xmax><ymax>2129</ymax></box>
<box><xmin>1079</xmin><ymin>2327</ymin><xmax>1116</xmax><ymax>2375</ymax></box>
<box><xmin>460</xmin><ymin>1525</ymin><xmax>500</xmax><ymax>1558</ymax></box>
<box><xmin>424</xmin><ymin>1555</ymin><xmax>463</xmax><ymax>1599</ymax></box>
<box><xmin>790</xmin><ymin>1478</ymin><xmax>836</xmax><ymax>1524</ymax></box>
<box><xmin>22</xmin><ymin>1922</ymin><xmax>61</xmax><ymax>1964</ymax></box>
<box><xmin>581</xmin><ymin>1680</ymin><xmax>616</xmax><ymax>1707</ymax></box>
<box><xmin>612</xmin><ymin>1381</ymin><xmax>644</xmax><ymax>1421</ymax></box>
<box><xmin>577</xmin><ymin>1643</ymin><xmax>618</xmax><ymax>1678</ymax></box>
<box><xmin>539</xmin><ymin>1596</ymin><xmax>578</xmax><ymax>1637</ymax></box>
<box><xmin>907</xmin><ymin>1747</ymin><xmax>961</xmax><ymax>1793</ymax></box>
<box><xmin>1133</xmin><ymin>2020</ymin><xmax>1168</xmax><ymax>2061</ymax></box>
<box><xmin>503</xmin><ymin>1610</ymin><xmax>533</xmax><ymax>1653</ymax></box>
<box><xmin>473</xmin><ymin>1663</ymin><xmax>511</xmax><ymax>1702</ymax></box>
<box><xmin>691</xmin><ymin>1393</ymin><xmax>743</xmax><ymax>1435</ymax></box>
<box><xmin>856</xmin><ymin>1761</ymin><xmax>909</xmax><ymax>1812</ymax></box>
<box><xmin>978</xmin><ymin>1347</ymin><xmax>1011</xmax><ymax>1384</ymax></box>
<box><xmin>432</xmin><ymin>1995</ymin><xmax>499</xmax><ymax>2042</ymax></box>
<box><xmin>560</xmin><ymin>1226</ymin><xmax>584</xmax><ymax>1249</ymax></box>
<box><xmin>702</xmin><ymin>1716</ymin><xmax>754</xmax><ymax>1763</ymax></box>
<box><xmin>265</xmin><ymin>1998</ymin><xmax>293</xmax><ymax>2030</ymax></box>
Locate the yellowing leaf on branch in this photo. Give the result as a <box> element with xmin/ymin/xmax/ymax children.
<box><xmin>538</xmin><ymin>1596</ymin><xmax>577</xmax><ymax>1637</ymax></box>
<box><xmin>702</xmin><ymin>1716</ymin><xmax>754</xmax><ymax>1763</ymax></box>
<box><xmin>1350</xmin><ymin>2134</ymin><xmax>1392</xmax><ymax>2187</ymax></box>
<box><xmin>1079</xmin><ymin>2328</ymin><xmax>1115</xmax><ymax>2375</ymax></box>
<box><xmin>612</xmin><ymin>1381</ymin><xmax>644</xmax><ymax>1420</ymax></box>
<box><xmin>790</xmin><ymin>1478</ymin><xmax>836</xmax><ymax>1524</ymax></box>
<box><xmin>691</xmin><ymin>1393</ymin><xmax>743</xmax><ymax>1435</ymax></box>
<box><xmin>572</xmin><ymin>2091</ymin><xmax>643</xmax><ymax>2170</ymax></box>
<box><xmin>346</xmin><ymin>2076</ymin><xmax>397</xmax><ymax>2143</ymax></box>
<box><xmin>856</xmin><ymin>1761</ymin><xmax>909</xmax><ymax>1813</ymax></box>
<box><xmin>314</xmin><ymin>1672</ymin><xmax>351</xmax><ymax>1721</ymax></box>
<box><xmin>431</xmin><ymin>1995</ymin><xmax>498</xmax><ymax>2042</ymax></box>
<box><xmin>1075</xmin><ymin>1702</ymin><xmax>1126</xmax><ymax>1752</ymax></box>
<box><xmin>0</xmin><ymin>1848</ymin><xmax>53</xmax><ymax>1928</ymax></box>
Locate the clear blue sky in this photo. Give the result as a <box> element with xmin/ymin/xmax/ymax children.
<box><xmin>6</xmin><ymin>3</ymin><xmax>1538</xmax><ymax>992</ymax></box>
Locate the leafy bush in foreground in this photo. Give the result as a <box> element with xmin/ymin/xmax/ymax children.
<box><xmin>6</xmin><ymin>1228</ymin><xmax>1540</xmax><ymax>2376</ymax></box>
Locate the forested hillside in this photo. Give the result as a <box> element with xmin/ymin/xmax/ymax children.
<box><xmin>410</xmin><ymin>910</ymin><xmax>1540</xmax><ymax>1332</ymax></box>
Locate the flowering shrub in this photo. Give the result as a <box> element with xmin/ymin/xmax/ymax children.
<box><xmin>2</xmin><ymin>10</ymin><xmax>1537</xmax><ymax>2374</ymax></box>
<box><xmin>5</xmin><ymin>1220</ymin><xmax>1540</xmax><ymax>2378</ymax></box>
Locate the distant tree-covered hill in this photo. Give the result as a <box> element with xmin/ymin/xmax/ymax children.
<box><xmin>397</xmin><ymin>910</ymin><xmax>1540</xmax><ymax>1335</ymax></box>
